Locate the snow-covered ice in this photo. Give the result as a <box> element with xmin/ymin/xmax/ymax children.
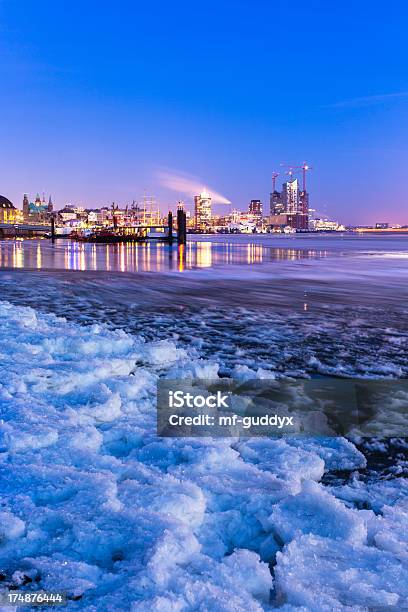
<box><xmin>0</xmin><ymin>299</ymin><xmax>407</xmax><ymax>610</ymax></box>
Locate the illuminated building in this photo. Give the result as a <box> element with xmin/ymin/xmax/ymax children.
<box><xmin>281</xmin><ymin>178</ymin><xmax>299</xmax><ymax>215</ymax></box>
<box><xmin>309</xmin><ymin>217</ymin><xmax>345</xmax><ymax>231</ymax></box>
<box><xmin>275</xmin><ymin>179</ymin><xmax>310</xmax><ymax>230</ymax></box>
<box><xmin>24</xmin><ymin>193</ymin><xmax>53</xmax><ymax>222</ymax></box>
<box><xmin>31</xmin><ymin>193</ymin><xmax>48</xmax><ymax>216</ymax></box>
<box><xmin>266</xmin><ymin>179</ymin><xmax>300</xmax><ymax>231</ymax></box>
<box><xmin>194</xmin><ymin>191</ymin><xmax>212</xmax><ymax>230</ymax></box>
<box><xmin>268</xmin><ymin>213</ymin><xmax>298</xmax><ymax>231</ymax></box>
<box><xmin>58</xmin><ymin>206</ymin><xmax>77</xmax><ymax>222</ymax></box>
<box><xmin>248</xmin><ymin>199</ymin><xmax>262</xmax><ymax>218</ymax></box>
<box><xmin>298</xmin><ymin>190</ymin><xmax>309</xmax><ymax>230</ymax></box>
<box><xmin>95</xmin><ymin>208</ymin><xmax>110</xmax><ymax>225</ymax></box>
<box><xmin>0</xmin><ymin>195</ymin><xmax>24</xmax><ymax>223</ymax></box>
<box><xmin>270</xmin><ymin>190</ymin><xmax>284</xmax><ymax>215</ymax></box>
<box><xmin>87</xmin><ymin>210</ymin><xmax>99</xmax><ymax>224</ymax></box>
<box><xmin>230</xmin><ymin>209</ymin><xmax>241</xmax><ymax>224</ymax></box>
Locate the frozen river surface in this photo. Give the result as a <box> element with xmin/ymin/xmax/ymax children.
<box><xmin>0</xmin><ymin>234</ymin><xmax>407</xmax><ymax>609</ymax></box>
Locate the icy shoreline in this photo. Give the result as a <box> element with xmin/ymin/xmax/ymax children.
<box><xmin>0</xmin><ymin>301</ymin><xmax>407</xmax><ymax>610</ymax></box>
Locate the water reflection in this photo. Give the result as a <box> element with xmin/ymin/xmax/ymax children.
<box><xmin>36</xmin><ymin>243</ymin><xmax>42</xmax><ymax>269</ymax></box>
<box><xmin>0</xmin><ymin>238</ymin><xmax>328</xmax><ymax>273</ymax></box>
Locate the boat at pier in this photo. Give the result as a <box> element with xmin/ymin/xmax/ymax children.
<box><xmin>70</xmin><ymin>225</ymin><xmax>175</xmax><ymax>243</ymax></box>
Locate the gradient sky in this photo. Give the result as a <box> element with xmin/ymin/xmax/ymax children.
<box><xmin>1</xmin><ymin>0</ymin><xmax>407</xmax><ymax>224</ymax></box>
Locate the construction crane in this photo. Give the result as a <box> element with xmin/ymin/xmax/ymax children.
<box><xmin>281</xmin><ymin>162</ymin><xmax>313</xmax><ymax>191</ymax></box>
<box><xmin>272</xmin><ymin>172</ymin><xmax>280</xmax><ymax>192</ymax></box>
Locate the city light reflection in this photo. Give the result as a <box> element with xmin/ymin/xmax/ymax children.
<box><xmin>36</xmin><ymin>243</ymin><xmax>42</xmax><ymax>269</ymax></box>
<box><xmin>195</xmin><ymin>242</ymin><xmax>212</xmax><ymax>268</ymax></box>
<box><xmin>178</xmin><ymin>244</ymin><xmax>185</xmax><ymax>272</ymax></box>
<box><xmin>0</xmin><ymin>238</ymin><xmax>329</xmax><ymax>274</ymax></box>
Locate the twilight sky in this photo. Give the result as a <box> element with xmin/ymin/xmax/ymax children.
<box><xmin>1</xmin><ymin>0</ymin><xmax>407</xmax><ymax>224</ymax></box>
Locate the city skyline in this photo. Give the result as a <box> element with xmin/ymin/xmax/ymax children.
<box><xmin>1</xmin><ymin>1</ymin><xmax>407</xmax><ymax>224</ymax></box>
<box><xmin>1</xmin><ymin>174</ymin><xmax>401</xmax><ymax>228</ymax></box>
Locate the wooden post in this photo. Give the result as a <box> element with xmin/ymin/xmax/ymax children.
<box><xmin>51</xmin><ymin>216</ymin><xmax>55</xmax><ymax>242</ymax></box>
<box><xmin>168</xmin><ymin>211</ymin><xmax>173</xmax><ymax>244</ymax></box>
<box><xmin>183</xmin><ymin>211</ymin><xmax>187</xmax><ymax>244</ymax></box>
<box><xmin>177</xmin><ymin>209</ymin><xmax>187</xmax><ymax>245</ymax></box>
<box><xmin>177</xmin><ymin>208</ymin><xmax>183</xmax><ymax>244</ymax></box>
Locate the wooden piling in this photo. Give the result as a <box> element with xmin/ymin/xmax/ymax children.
<box><xmin>177</xmin><ymin>209</ymin><xmax>187</xmax><ymax>245</ymax></box>
<box><xmin>51</xmin><ymin>216</ymin><xmax>55</xmax><ymax>242</ymax></box>
<box><xmin>168</xmin><ymin>211</ymin><xmax>173</xmax><ymax>244</ymax></box>
<box><xmin>182</xmin><ymin>211</ymin><xmax>187</xmax><ymax>243</ymax></box>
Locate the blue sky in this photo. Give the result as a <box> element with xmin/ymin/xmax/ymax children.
<box><xmin>0</xmin><ymin>0</ymin><xmax>407</xmax><ymax>223</ymax></box>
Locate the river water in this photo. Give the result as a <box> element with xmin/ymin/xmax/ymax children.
<box><xmin>1</xmin><ymin>234</ymin><xmax>407</xmax><ymax>468</ymax></box>
<box><xmin>0</xmin><ymin>234</ymin><xmax>407</xmax><ymax>608</ymax></box>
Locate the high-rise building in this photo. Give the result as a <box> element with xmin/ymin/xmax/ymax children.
<box><xmin>248</xmin><ymin>199</ymin><xmax>262</xmax><ymax>217</ymax></box>
<box><xmin>270</xmin><ymin>191</ymin><xmax>284</xmax><ymax>216</ymax></box>
<box><xmin>194</xmin><ymin>191</ymin><xmax>212</xmax><ymax>230</ymax></box>
<box><xmin>268</xmin><ymin>167</ymin><xmax>311</xmax><ymax>231</ymax></box>
<box><xmin>281</xmin><ymin>178</ymin><xmax>310</xmax><ymax>229</ymax></box>
<box><xmin>298</xmin><ymin>190</ymin><xmax>309</xmax><ymax>230</ymax></box>
<box><xmin>281</xmin><ymin>178</ymin><xmax>299</xmax><ymax>215</ymax></box>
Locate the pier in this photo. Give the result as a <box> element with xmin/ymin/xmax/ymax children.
<box><xmin>0</xmin><ymin>210</ymin><xmax>188</xmax><ymax>244</ymax></box>
<box><xmin>0</xmin><ymin>223</ymin><xmax>51</xmax><ymax>239</ymax></box>
<box><xmin>70</xmin><ymin>211</ymin><xmax>187</xmax><ymax>244</ymax></box>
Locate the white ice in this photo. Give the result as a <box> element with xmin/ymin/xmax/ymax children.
<box><xmin>0</xmin><ymin>301</ymin><xmax>407</xmax><ymax>610</ymax></box>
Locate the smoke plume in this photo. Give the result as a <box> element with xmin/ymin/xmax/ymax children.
<box><xmin>156</xmin><ymin>168</ymin><xmax>231</xmax><ymax>204</ymax></box>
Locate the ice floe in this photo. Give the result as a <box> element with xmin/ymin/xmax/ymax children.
<box><xmin>0</xmin><ymin>300</ymin><xmax>407</xmax><ymax>610</ymax></box>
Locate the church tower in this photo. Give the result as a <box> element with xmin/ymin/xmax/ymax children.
<box><xmin>23</xmin><ymin>194</ymin><xmax>29</xmax><ymax>220</ymax></box>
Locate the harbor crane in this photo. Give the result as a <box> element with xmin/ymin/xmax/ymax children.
<box><xmin>272</xmin><ymin>172</ymin><xmax>280</xmax><ymax>192</ymax></box>
<box><xmin>280</xmin><ymin>162</ymin><xmax>313</xmax><ymax>191</ymax></box>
